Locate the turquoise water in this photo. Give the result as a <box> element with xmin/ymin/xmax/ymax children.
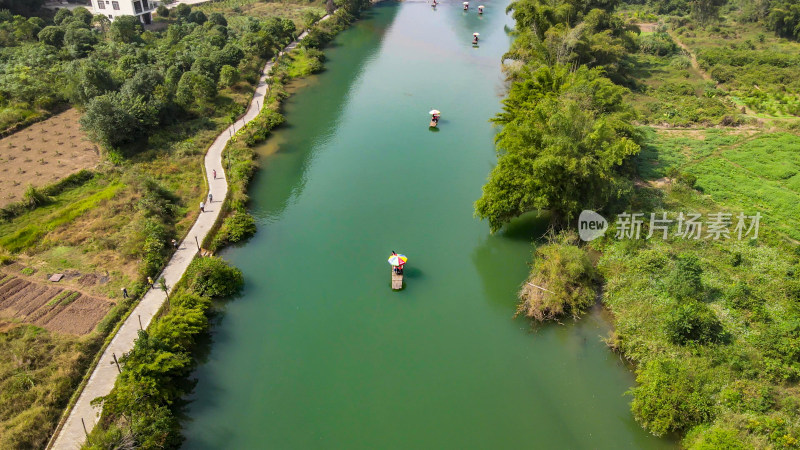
<box><xmin>182</xmin><ymin>3</ymin><xmax>673</xmax><ymax>449</ymax></box>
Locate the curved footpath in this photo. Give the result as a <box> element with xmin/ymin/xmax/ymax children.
<box><xmin>50</xmin><ymin>25</ymin><xmax>325</xmax><ymax>450</ymax></box>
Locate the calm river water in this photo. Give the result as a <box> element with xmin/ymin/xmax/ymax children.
<box><xmin>182</xmin><ymin>3</ymin><xmax>673</xmax><ymax>448</ymax></box>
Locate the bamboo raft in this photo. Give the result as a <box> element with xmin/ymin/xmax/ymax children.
<box><xmin>391</xmin><ymin>270</ymin><xmax>404</xmax><ymax>290</ymax></box>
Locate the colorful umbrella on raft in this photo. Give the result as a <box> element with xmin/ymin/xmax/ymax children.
<box><xmin>388</xmin><ymin>254</ymin><xmax>408</xmax><ymax>266</ymax></box>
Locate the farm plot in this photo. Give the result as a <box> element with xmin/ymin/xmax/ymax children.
<box><xmin>0</xmin><ymin>109</ymin><xmax>100</xmax><ymax>208</ymax></box>
<box><xmin>0</xmin><ymin>273</ymin><xmax>112</xmax><ymax>335</ymax></box>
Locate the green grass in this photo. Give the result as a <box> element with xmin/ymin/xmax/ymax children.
<box><xmin>0</xmin><ymin>182</ymin><xmax>123</xmax><ymax>253</ymax></box>
<box><xmin>673</xmin><ymin>20</ymin><xmax>800</xmax><ymax>119</ymax></box>
<box><xmin>285</xmin><ymin>48</ymin><xmax>324</xmax><ymax>78</ymax></box>
<box><xmin>0</xmin><ymin>325</ymin><xmax>99</xmax><ymax>449</ymax></box>
<box><xmin>636</xmin><ymin>129</ymin><xmax>800</xmax><ymax>241</ymax></box>
<box><xmin>198</xmin><ymin>0</ymin><xmax>327</xmax><ymax>29</ymax></box>
<box><xmin>626</xmin><ymin>51</ymin><xmax>740</xmax><ymax>126</ymax></box>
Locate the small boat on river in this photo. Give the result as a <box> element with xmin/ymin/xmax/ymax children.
<box><xmin>388</xmin><ymin>252</ymin><xmax>407</xmax><ymax>290</ymax></box>
<box><xmin>429</xmin><ymin>109</ymin><xmax>441</xmax><ymax>128</ymax></box>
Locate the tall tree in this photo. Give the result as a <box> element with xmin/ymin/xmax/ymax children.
<box><xmin>475</xmin><ymin>65</ymin><xmax>640</xmax><ymax>231</ymax></box>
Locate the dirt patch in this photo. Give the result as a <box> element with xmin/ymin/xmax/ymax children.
<box><xmin>77</xmin><ymin>273</ymin><xmax>98</xmax><ymax>287</ymax></box>
<box><xmin>657</xmin><ymin>128</ymin><xmax>708</xmax><ymax>140</ymax></box>
<box><xmin>0</xmin><ymin>108</ymin><xmax>100</xmax><ymax>208</ymax></box>
<box><xmin>0</xmin><ymin>272</ymin><xmax>112</xmax><ymax>335</ymax></box>
<box><xmin>636</xmin><ymin>22</ymin><xmax>659</xmax><ymax>33</ymax></box>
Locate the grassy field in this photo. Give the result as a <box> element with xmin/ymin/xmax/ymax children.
<box><xmin>197</xmin><ymin>0</ymin><xmax>327</xmax><ymax>29</ymax></box>
<box><xmin>637</xmin><ymin>128</ymin><xmax>800</xmax><ymax>242</ymax></box>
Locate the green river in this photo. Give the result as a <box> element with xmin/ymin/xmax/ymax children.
<box><xmin>183</xmin><ymin>3</ymin><xmax>673</xmax><ymax>448</ymax></box>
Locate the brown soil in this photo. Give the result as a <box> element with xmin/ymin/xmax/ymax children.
<box><xmin>0</xmin><ymin>272</ymin><xmax>112</xmax><ymax>335</ymax></box>
<box><xmin>0</xmin><ymin>108</ymin><xmax>100</xmax><ymax>208</ymax></box>
<box><xmin>637</xmin><ymin>22</ymin><xmax>659</xmax><ymax>33</ymax></box>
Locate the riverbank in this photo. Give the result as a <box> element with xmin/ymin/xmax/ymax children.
<box><xmin>65</xmin><ymin>5</ymin><xmax>372</xmax><ymax>447</ymax></box>
<box><xmin>489</xmin><ymin>0</ymin><xmax>800</xmax><ymax>446</ymax></box>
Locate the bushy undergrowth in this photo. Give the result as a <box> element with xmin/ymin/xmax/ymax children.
<box><xmin>517</xmin><ymin>232</ymin><xmax>597</xmax><ymax>321</ymax></box>
<box><xmin>86</xmin><ymin>258</ymin><xmax>242</xmax><ymax>447</ymax></box>
<box><xmin>184</xmin><ymin>257</ymin><xmax>244</xmax><ymax>298</ymax></box>
<box><xmin>592</xmin><ymin>183</ymin><xmax>800</xmax><ymax>447</ymax></box>
<box><xmin>0</xmin><ymin>325</ymin><xmax>101</xmax><ymax>449</ymax></box>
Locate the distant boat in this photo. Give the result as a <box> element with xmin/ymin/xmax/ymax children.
<box><xmin>429</xmin><ymin>109</ymin><xmax>440</xmax><ymax>128</ymax></box>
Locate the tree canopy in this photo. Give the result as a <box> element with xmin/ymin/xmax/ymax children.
<box><xmin>475</xmin><ymin>65</ymin><xmax>640</xmax><ymax>231</ymax></box>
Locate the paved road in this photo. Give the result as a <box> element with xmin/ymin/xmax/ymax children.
<box><xmin>49</xmin><ymin>24</ymin><xmax>324</xmax><ymax>450</ymax></box>
<box><xmin>166</xmin><ymin>0</ymin><xmax>214</xmax><ymax>8</ymax></box>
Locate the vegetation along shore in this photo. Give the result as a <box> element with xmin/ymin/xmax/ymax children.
<box><xmin>478</xmin><ymin>0</ymin><xmax>800</xmax><ymax>446</ymax></box>
<box><xmin>0</xmin><ymin>0</ymin><xmax>370</xmax><ymax>447</ymax></box>
<box><xmin>1</xmin><ymin>0</ymin><xmax>799</xmax><ymax>447</ymax></box>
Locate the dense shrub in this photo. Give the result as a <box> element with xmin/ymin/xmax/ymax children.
<box><xmin>218</xmin><ymin>64</ymin><xmax>239</xmax><ymax>88</ymax></box>
<box><xmin>630</xmin><ymin>359</ymin><xmax>716</xmax><ymax>436</ymax></box>
<box><xmin>517</xmin><ymin>232</ymin><xmax>596</xmax><ymax>321</ymax></box>
<box><xmin>639</xmin><ymin>32</ymin><xmax>678</xmax><ymax>55</ymax></box>
<box><xmin>664</xmin><ymin>300</ymin><xmax>726</xmax><ymax>345</ymax></box>
<box><xmin>213</xmin><ymin>211</ymin><xmax>256</xmax><ymax>248</ymax></box>
<box><xmin>184</xmin><ymin>257</ymin><xmax>243</xmax><ymax>298</ymax></box>
<box><xmin>37</xmin><ymin>25</ymin><xmax>64</xmax><ymax>47</ymax></box>
<box><xmin>667</xmin><ymin>254</ymin><xmax>703</xmax><ymax>300</ymax></box>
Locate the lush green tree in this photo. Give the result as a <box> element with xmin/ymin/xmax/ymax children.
<box><xmin>218</xmin><ymin>64</ymin><xmax>239</xmax><ymax>88</ymax></box>
<box><xmin>64</xmin><ymin>59</ymin><xmax>114</xmax><ymax>105</ymax></box>
<box><xmin>120</xmin><ymin>67</ymin><xmax>164</xmax><ymax>101</ymax></box>
<box><xmin>92</xmin><ymin>13</ymin><xmax>110</xmax><ymax>34</ymax></box>
<box><xmin>156</xmin><ymin>4</ymin><xmax>170</xmax><ymax>18</ymax></box>
<box><xmin>37</xmin><ymin>25</ymin><xmax>64</xmax><ymax>47</ymax></box>
<box><xmin>302</xmin><ymin>9</ymin><xmax>323</xmax><ymax>29</ymax></box>
<box><xmin>80</xmin><ymin>91</ymin><xmax>158</xmax><ymax>147</ymax></box>
<box><xmin>691</xmin><ymin>0</ymin><xmax>726</xmax><ymax>25</ymax></box>
<box><xmin>173</xmin><ymin>3</ymin><xmax>191</xmax><ymax>19</ymax></box>
<box><xmin>187</xmin><ymin>10</ymin><xmax>207</xmax><ymax>24</ymax></box>
<box><xmin>475</xmin><ymin>65</ymin><xmax>639</xmax><ymax>230</ymax></box>
<box><xmin>768</xmin><ymin>0</ymin><xmax>800</xmax><ymax>39</ymax></box>
<box><xmin>53</xmin><ymin>8</ymin><xmax>73</xmax><ymax>26</ymax></box>
<box><xmin>190</xmin><ymin>56</ymin><xmax>218</xmax><ymax>82</ymax></box>
<box><xmin>213</xmin><ymin>43</ymin><xmax>244</xmax><ymax>69</ymax></box>
<box><xmin>110</xmin><ymin>15</ymin><xmax>142</xmax><ymax>43</ymax></box>
<box><xmin>175</xmin><ymin>70</ymin><xmax>216</xmax><ymax>114</ymax></box>
<box><xmin>72</xmin><ymin>6</ymin><xmax>93</xmax><ymax>26</ymax></box>
<box><xmin>184</xmin><ymin>257</ymin><xmax>244</xmax><ymax>298</ymax></box>
<box><xmin>208</xmin><ymin>12</ymin><xmax>227</xmax><ymax>27</ymax></box>
<box><xmin>64</xmin><ymin>26</ymin><xmax>97</xmax><ymax>58</ymax></box>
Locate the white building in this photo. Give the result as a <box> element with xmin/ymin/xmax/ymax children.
<box><xmin>91</xmin><ymin>0</ymin><xmax>156</xmax><ymax>24</ymax></box>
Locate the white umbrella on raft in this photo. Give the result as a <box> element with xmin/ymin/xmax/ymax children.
<box><xmin>463</xmin><ymin>2</ymin><xmax>468</xmax><ymax>4</ymax></box>
<box><xmin>429</xmin><ymin>109</ymin><xmax>441</xmax><ymax>115</ymax></box>
<box><xmin>479</xmin><ymin>5</ymin><xmax>485</xmax><ymax>8</ymax></box>
<box><xmin>473</xmin><ymin>32</ymin><xmax>480</xmax><ymax>36</ymax></box>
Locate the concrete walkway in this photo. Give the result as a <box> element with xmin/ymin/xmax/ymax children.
<box><xmin>50</xmin><ymin>24</ymin><xmax>324</xmax><ymax>450</ymax></box>
<box><xmin>166</xmin><ymin>0</ymin><xmax>214</xmax><ymax>8</ymax></box>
